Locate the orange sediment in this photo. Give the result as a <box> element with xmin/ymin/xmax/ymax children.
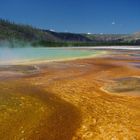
<box><xmin>0</xmin><ymin>50</ymin><xmax>140</xmax><ymax>140</ymax></box>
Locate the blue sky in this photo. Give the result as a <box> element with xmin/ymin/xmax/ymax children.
<box><xmin>0</xmin><ymin>0</ymin><xmax>140</xmax><ymax>34</ymax></box>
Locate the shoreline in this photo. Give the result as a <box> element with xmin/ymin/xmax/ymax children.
<box><xmin>59</xmin><ymin>46</ymin><xmax>140</xmax><ymax>50</ymax></box>
<box><xmin>0</xmin><ymin>46</ymin><xmax>140</xmax><ymax>66</ymax></box>
<box><xmin>0</xmin><ymin>50</ymin><xmax>108</xmax><ymax>65</ymax></box>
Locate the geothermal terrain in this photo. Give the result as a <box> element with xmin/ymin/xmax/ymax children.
<box><xmin>0</xmin><ymin>18</ymin><xmax>140</xmax><ymax>140</ymax></box>
<box><xmin>0</xmin><ymin>49</ymin><xmax>139</xmax><ymax>140</ymax></box>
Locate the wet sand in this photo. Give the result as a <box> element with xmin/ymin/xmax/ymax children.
<box><xmin>0</xmin><ymin>50</ymin><xmax>140</xmax><ymax>140</ymax></box>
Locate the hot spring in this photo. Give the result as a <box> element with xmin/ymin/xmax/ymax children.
<box><xmin>0</xmin><ymin>47</ymin><xmax>102</xmax><ymax>65</ymax></box>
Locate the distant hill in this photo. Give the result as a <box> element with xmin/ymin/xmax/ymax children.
<box><xmin>0</xmin><ymin>19</ymin><xmax>140</xmax><ymax>47</ymax></box>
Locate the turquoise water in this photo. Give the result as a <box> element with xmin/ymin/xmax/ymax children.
<box><xmin>0</xmin><ymin>47</ymin><xmax>100</xmax><ymax>64</ymax></box>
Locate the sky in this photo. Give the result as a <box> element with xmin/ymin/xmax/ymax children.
<box><xmin>0</xmin><ymin>0</ymin><xmax>140</xmax><ymax>34</ymax></box>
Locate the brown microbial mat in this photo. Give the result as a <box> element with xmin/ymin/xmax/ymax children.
<box><xmin>104</xmin><ymin>77</ymin><xmax>140</xmax><ymax>95</ymax></box>
<box><xmin>0</xmin><ymin>50</ymin><xmax>140</xmax><ymax>140</ymax></box>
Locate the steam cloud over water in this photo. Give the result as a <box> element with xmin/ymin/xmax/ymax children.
<box><xmin>0</xmin><ymin>42</ymin><xmax>103</xmax><ymax>65</ymax></box>
<box><xmin>0</xmin><ymin>41</ymin><xmax>32</xmax><ymax>65</ymax></box>
<box><xmin>0</xmin><ymin>47</ymin><xmax>18</xmax><ymax>64</ymax></box>
<box><xmin>1</xmin><ymin>40</ymin><xmax>140</xmax><ymax>65</ymax></box>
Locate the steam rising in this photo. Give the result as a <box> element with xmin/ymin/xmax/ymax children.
<box><xmin>0</xmin><ymin>40</ymin><xmax>33</xmax><ymax>65</ymax></box>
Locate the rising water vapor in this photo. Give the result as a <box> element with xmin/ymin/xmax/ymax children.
<box><xmin>0</xmin><ymin>40</ymin><xmax>34</xmax><ymax>65</ymax></box>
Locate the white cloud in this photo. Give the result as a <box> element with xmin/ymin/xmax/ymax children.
<box><xmin>49</xmin><ymin>29</ymin><xmax>55</xmax><ymax>32</ymax></box>
<box><xmin>112</xmin><ymin>21</ymin><xmax>115</xmax><ymax>25</ymax></box>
